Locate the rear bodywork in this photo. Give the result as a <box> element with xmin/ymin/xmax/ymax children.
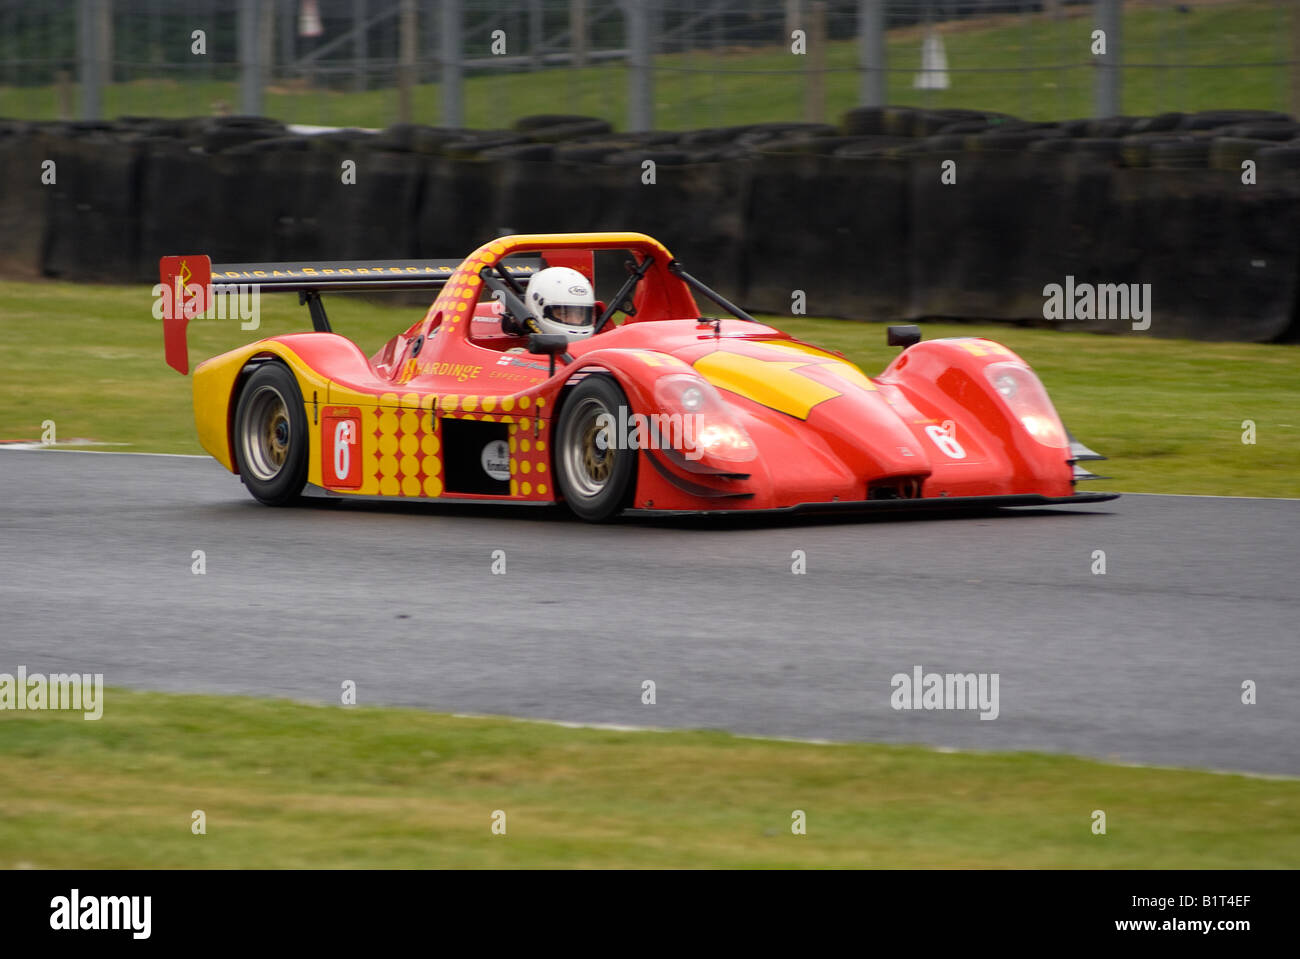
<box><xmin>163</xmin><ymin>232</ymin><xmax>1116</xmax><ymax>516</ymax></box>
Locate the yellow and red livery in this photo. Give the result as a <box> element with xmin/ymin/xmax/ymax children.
<box><xmin>160</xmin><ymin>232</ymin><xmax>1115</xmax><ymax>521</ymax></box>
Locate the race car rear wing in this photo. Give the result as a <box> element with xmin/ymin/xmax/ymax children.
<box><xmin>158</xmin><ymin>254</ymin><xmax>542</xmax><ymax>374</ymax></box>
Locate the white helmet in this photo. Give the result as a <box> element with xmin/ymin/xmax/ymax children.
<box><xmin>525</xmin><ymin>266</ymin><xmax>596</xmax><ymax>340</ymax></box>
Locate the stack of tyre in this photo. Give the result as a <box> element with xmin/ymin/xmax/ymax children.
<box><xmin>822</xmin><ymin>105</ymin><xmax>1300</xmax><ymax>173</ymax></box>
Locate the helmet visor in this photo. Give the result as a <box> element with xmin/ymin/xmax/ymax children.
<box><xmin>546</xmin><ymin>304</ymin><xmax>594</xmax><ymax>328</ymax></box>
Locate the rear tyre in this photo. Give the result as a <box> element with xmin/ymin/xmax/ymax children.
<box><xmin>233</xmin><ymin>363</ymin><xmax>309</xmax><ymax>506</ymax></box>
<box><xmin>554</xmin><ymin>376</ymin><xmax>636</xmax><ymax>522</ymax></box>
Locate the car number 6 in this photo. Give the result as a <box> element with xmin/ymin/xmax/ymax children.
<box><xmin>334</xmin><ymin>421</ymin><xmax>355</xmax><ymax>479</ymax></box>
<box><xmin>924</xmin><ymin>424</ymin><xmax>966</xmax><ymax>459</ymax></box>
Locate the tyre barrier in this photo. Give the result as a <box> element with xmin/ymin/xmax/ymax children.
<box><xmin>1113</xmin><ymin>168</ymin><xmax>1299</xmax><ymax>340</ymax></box>
<box><xmin>743</xmin><ymin>152</ymin><xmax>909</xmax><ymax>320</ymax></box>
<box><xmin>1</xmin><ymin>109</ymin><xmax>1298</xmax><ymax>341</ymax></box>
<box><xmin>0</xmin><ymin>130</ymin><xmax>48</xmax><ymax>276</ymax></box>
<box><xmin>40</xmin><ymin>128</ymin><xmax>143</xmax><ymax>280</ymax></box>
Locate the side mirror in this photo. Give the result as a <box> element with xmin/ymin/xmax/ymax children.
<box><xmin>887</xmin><ymin>325</ymin><xmax>921</xmax><ymax>349</ymax></box>
<box><xmin>527</xmin><ymin>333</ymin><xmax>570</xmax><ymax>375</ymax></box>
<box><xmin>527</xmin><ymin>333</ymin><xmax>569</xmax><ymax>356</ymax></box>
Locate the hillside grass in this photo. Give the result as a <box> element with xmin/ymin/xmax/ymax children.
<box><xmin>1</xmin><ymin>1</ymin><xmax>1293</xmax><ymax>129</ymax></box>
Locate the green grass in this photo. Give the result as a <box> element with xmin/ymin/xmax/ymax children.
<box><xmin>1</xmin><ymin>278</ymin><xmax>1296</xmax><ymax>497</ymax></box>
<box><xmin>2</xmin><ymin>1</ymin><xmax>1295</xmax><ymax>129</ymax></box>
<box><xmin>0</xmin><ymin>688</ymin><xmax>1294</xmax><ymax>868</ymax></box>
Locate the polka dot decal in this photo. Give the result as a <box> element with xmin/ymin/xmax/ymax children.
<box><xmin>328</xmin><ymin>386</ymin><xmax>556</xmax><ymax>500</ymax></box>
<box><xmin>361</xmin><ymin>391</ymin><xmax>442</xmax><ymax>498</ymax></box>
<box><xmin>508</xmin><ymin>415</ymin><xmax>553</xmax><ymax>501</ymax></box>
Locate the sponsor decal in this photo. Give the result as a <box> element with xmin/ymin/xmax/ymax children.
<box><xmin>481</xmin><ymin>440</ymin><xmax>511</xmax><ymax>481</ymax></box>
<box><xmin>210</xmin><ymin>263</ymin><xmax>534</xmax><ymax>280</ymax></box>
<box><xmin>495</xmin><ymin>354</ymin><xmax>550</xmax><ymax>372</ymax></box>
<box><xmin>399</xmin><ymin>359</ymin><xmax>484</xmax><ymax>384</ymax></box>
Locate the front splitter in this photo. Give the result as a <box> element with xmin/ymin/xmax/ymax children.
<box><xmin>622</xmin><ymin>491</ymin><xmax>1121</xmax><ymax>519</ymax></box>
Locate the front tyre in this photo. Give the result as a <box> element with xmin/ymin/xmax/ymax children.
<box><xmin>555</xmin><ymin>375</ymin><xmax>636</xmax><ymax>522</ymax></box>
<box><xmin>233</xmin><ymin>362</ymin><xmax>309</xmax><ymax>506</ymax></box>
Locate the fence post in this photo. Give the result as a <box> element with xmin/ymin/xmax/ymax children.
<box><xmin>260</xmin><ymin>0</ymin><xmax>274</xmax><ymax>99</ymax></box>
<box><xmin>238</xmin><ymin>0</ymin><xmax>264</xmax><ymax>116</ymax></box>
<box><xmin>280</xmin><ymin>0</ymin><xmax>295</xmax><ymax>77</ymax></box>
<box><xmin>529</xmin><ymin>0</ymin><xmax>544</xmax><ymax>72</ymax></box>
<box><xmin>858</xmin><ymin>0</ymin><xmax>886</xmax><ymax>107</ymax></box>
<box><xmin>805</xmin><ymin>1</ymin><xmax>826</xmax><ymax>123</ymax></box>
<box><xmin>786</xmin><ymin>0</ymin><xmax>802</xmax><ymax>43</ymax></box>
<box><xmin>353</xmin><ymin>0</ymin><xmax>368</xmax><ymax>93</ymax></box>
<box><xmin>441</xmin><ymin>0</ymin><xmax>464</xmax><ymax>127</ymax></box>
<box><xmin>1292</xmin><ymin>0</ymin><xmax>1300</xmax><ymax>119</ymax></box>
<box><xmin>1094</xmin><ymin>0</ymin><xmax>1122</xmax><ymax>118</ymax></box>
<box><xmin>78</xmin><ymin>0</ymin><xmax>112</xmax><ymax>120</ymax></box>
<box><xmin>398</xmin><ymin>0</ymin><xmax>416</xmax><ymax>122</ymax></box>
<box><xmin>571</xmin><ymin>0</ymin><xmax>587</xmax><ymax>69</ymax></box>
<box><xmin>624</xmin><ymin>0</ymin><xmax>653</xmax><ymax>132</ymax></box>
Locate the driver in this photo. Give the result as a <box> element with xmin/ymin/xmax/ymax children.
<box><xmin>504</xmin><ymin>266</ymin><xmax>596</xmax><ymax>342</ymax></box>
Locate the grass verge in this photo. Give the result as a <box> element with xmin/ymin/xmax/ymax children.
<box><xmin>0</xmin><ymin>689</ymin><xmax>1295</xmax><ymax>868</ymax></box>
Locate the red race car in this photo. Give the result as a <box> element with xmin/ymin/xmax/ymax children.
<box><xmin>160</xmin><ymin>231</ymin><xmax>1115</xmax><ymax>521</ymax></box>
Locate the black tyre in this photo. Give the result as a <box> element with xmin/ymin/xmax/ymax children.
<box><xmin>523</xmin><ymin>119</ymin><xmax>613</xmax><ymax>142</ymax></box>
<box><xmin>913</xmin><ymin>108</ymin><xmax>1013</xmax><ymax>136</ymax></box>
<box><xmin>1216</xmin><ymin>121</ymin><xmax>1298</xmax><ymax>141</ymax></box>
<box><xmin>1258</xmin><ymin>145</ymin><xmax>1300</xmax><ymax>175</ymax></box>
<box><xmin>603</xmin><ymin>149</ymin><xmax>691</xmax><ymax>166</ymax></box>
<box><xmin>1071</xmin><ymin>137</ymin><xmax>1125</xmax><ymax>162</ymax></box>
<box><xmin>1149</xmin><ymin>138</ymin><xmax>1211</xmax><ymax>168</ymax></box>
<box><xmin>442</xmin><ymin>135</ymin><xmax>528</xmax><ymax>158</ymax></box>
<box><xmin>233</xmin><ymin>363</ymin><xmax>309</xmax><ymax>506</ymax></box>
<box><xmin>478</xmin><ymin>142</ymin><xmax>555</xmax><ymax>161</ymax></box>
<box><xmin>1128</xmin><ymin>112</ymin><xmax>1184</xmax><ymax>134</ymax></box>
<box><xmin>554</xmin><ymin>376</ymin><xmax>637</xmax><ymax>522</ymax></box>
<box><xmin>842</xmin><ymin>106</ymin><xmax>887</xmax><ymax>136</ymax></box>
<box><xmin>1209</xmin><ymin>136</ymin><xmax>1276</xmax><ymax>170</ymax></box>
<box><xmin>513</xmin><ymin>114</ymin><xmax>605</xmax><ymax>132</ymax></box>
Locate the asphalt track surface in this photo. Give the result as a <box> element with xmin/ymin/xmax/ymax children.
<box><xmin>1</xmin><ymin>449</ymin><xmax>1296</xmax><ymax>775</ymax></box>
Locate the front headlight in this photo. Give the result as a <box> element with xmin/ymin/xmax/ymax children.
<box><xmin>679</xmin><ymin>385</ymin><xmax>705</xmax><ymax>412</ymax></box>
<box><xmin>983</xmin><ymin>362</ymin><xmax>1067</xmax><ymax>448</ymax></box>
<box><xmin>696</xmin><ymin>422</ymin><xmax>754</xmax><ymax>457</ymax></box>
<box><xmin>653</xmin><ymin>374</ymin><xmax>757</xmax><ymax>463</ymax></box>
<box><xmin>992</xmin><ymin>372</ymin><xmax>1018</xmax><ymax>399</ymax></box>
